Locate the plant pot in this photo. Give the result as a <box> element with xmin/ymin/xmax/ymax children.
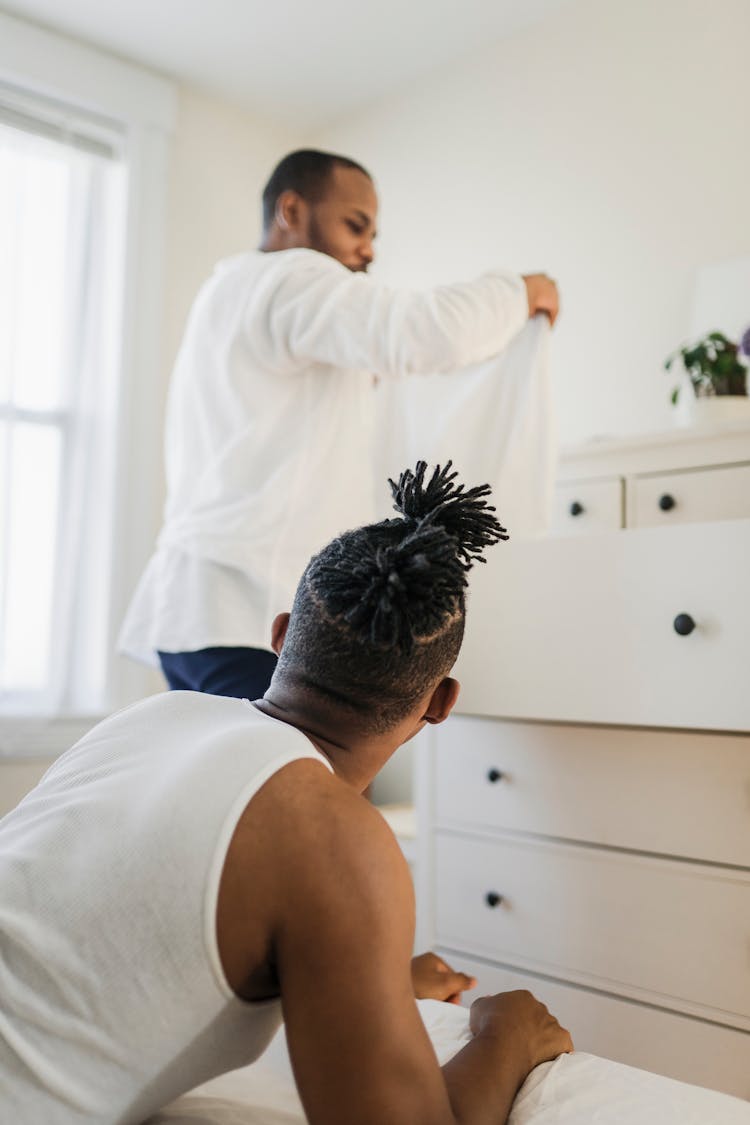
<box><xmin>673</xmin><ymin>393</ymin><xmax>750</xmax><ymax>429</ymax></box>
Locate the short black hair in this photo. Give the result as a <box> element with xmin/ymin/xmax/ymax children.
<box><xmin>261</xmin><ymin>149</ymin><xmax>372</xmax><ymax>230</ymax></box>
<box><xmin>275</xmin><ymin>462</ymin><xmax>509</xmax><ymax>733</ymax></box>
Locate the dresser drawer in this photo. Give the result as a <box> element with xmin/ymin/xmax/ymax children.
<box><xmin>453</xmin><ymin>518</ymin><xmax>750</xmax><ymax>730</ymax></box>
<box><xmin>435</xmin><ymin>949</ymin><xmax>750</xmax><ymax>1098</ymax></box>
<box><xmin>434</xmin><ymin>832</ymin><xmax>750</xmax><ymax>1025</ymax></box>
<box><xmin>433</xmin><ymin>719</ymin><xmax>750</xmax><ymax>867</ymax></box>
<box><xmin>629</xmin><ymin>463</ymin><xmax>750</xmax><ymax>528</ymax></box>
<box><xmin>551</xmin><ymin>478</ymin><xmax>623</xmax><ymax>535</ymax></box>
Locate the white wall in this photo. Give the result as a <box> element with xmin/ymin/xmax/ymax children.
<box><xmin>314</xmin><ymin>0</ymin><xmax>750</xmax><ymax>445</ymax></box>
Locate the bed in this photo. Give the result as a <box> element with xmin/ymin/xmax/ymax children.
<box><xmin>148</xmin><ymin>999</ymin><xmax>750</xmax><ymax>1124</ymax></box>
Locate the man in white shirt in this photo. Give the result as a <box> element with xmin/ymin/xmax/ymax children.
<box><xmin>119</xmin><ymin>149</ymin><xmax>559</xmax><ymax>697</ymax></box>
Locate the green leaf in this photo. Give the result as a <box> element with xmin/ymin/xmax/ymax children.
<box><xmin>662</xmin><ymin>330</ymin><xmax>742</xmax><ymax>391</ymax></box>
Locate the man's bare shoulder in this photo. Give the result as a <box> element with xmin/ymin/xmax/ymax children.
<box><xmin>217</xmin><ymin>755</ymin><xmax>411</xmax><ymax>999</ymax></box>
<box><xmin>240</xmin><ymin>755</ymin><xmax>405</xmax><ymax>884</ymax></box>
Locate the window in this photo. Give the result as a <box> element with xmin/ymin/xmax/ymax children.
<box><xmin>0</xmin><ymin>88</ymin><xmax>126</xmax><ymax>716</ymax></box>
<box><xmin>0</xmin><ymin>14</ymin><xmax>175</xmax><ymax>750</ymax></box>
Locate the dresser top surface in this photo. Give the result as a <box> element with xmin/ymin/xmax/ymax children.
<box><xmin>559</xmin><ymin>422</ymin><xmax>750</xmax><ymax>479</ymax></box>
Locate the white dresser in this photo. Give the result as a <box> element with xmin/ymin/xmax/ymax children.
<box><xmin>415</xmin><ymin>422</ymin><xmax>750</xmax><ymax>1098</ymax></box>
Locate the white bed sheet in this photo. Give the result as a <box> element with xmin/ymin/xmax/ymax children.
<box><xmin>148</xmin><ymin>1000</ymin><xmax>749</xmax><ymax>1125</ymax></box>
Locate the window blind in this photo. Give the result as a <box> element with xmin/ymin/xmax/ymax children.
<box><xmin>0</xmin><ymin>80</ymin><xmax>124</xmax><ymax>160</ymax></box>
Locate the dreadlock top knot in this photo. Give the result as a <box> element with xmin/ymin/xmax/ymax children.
<box><xmin>302</xmin><ymin>461</ymin><xmax>508</xmax><ymax>657</ymax></box>
<box><xmin>283</xmin><ymin>462</ymin><xmax>509</xmax><ymax>730</ymax></box>
<box><xmin>389</xmin><ymin>460</ymin><xmax>508</xmax><ymax>570</ymax></box>
<box><xmin>315</xmin><ymin>519</ymin><xmax>467</xmax><ymax>654</ymax></box>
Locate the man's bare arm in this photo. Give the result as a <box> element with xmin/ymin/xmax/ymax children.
<box><xmin>220</xmin><ymin>759</ymin><xmax>571</xmax><ymax>1125</ymax></box>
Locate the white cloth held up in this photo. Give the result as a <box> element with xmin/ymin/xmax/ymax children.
<box><xmin>376</xmin><ymin>315</ymin><xmax>556</xmax><ymax>540</ymax></box>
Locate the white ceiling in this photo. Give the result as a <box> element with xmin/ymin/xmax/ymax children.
<box><xmin>0</xmin><ymin>0</ymin><xmax>571</xmax><ymax>129</ymax></box>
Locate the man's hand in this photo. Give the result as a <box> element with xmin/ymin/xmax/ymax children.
<box><xmin>470</xmin><ymin>990</ymin><xmax>574</xmax><ymax>1076</ymax></box>
<box><xmin>441</xmin><ymin>989</ymin><xmax>573</xmax><ymax>1123</ymax></box>
<box><xmin>523</xmin><ymin>274</ymin><xmax>560</xmax><ymax>327</ymax></box>
<box><xmin>411</xmin><ymin>952</ymin><xmax>477</xmax><ymax>1004</ymax></box>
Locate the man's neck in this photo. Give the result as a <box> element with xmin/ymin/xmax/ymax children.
<box><xmin>251</xmin><ymin>693</ymin><xmax>385</xmax><ymax>793</ymax></box>
<box><xmin>258</xmin><ymin>230</ymin><xmax>302</xmax><ymax>254</ymax></box>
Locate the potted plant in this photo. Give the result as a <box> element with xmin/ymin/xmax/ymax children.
<box><xmin>664</xmin><ymin>328</ymin><xmax>750</xmax><ymax>426</ymax></box>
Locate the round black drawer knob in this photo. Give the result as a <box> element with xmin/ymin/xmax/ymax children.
<box><xmin>487</xmin><ymin>768</ymin><xmax>504</xmax><ymax>783</ymax></box>
<box><xmin>673</xmin><ymin>613</ymin><xmax>696</xmax><ymax>636</ymax></box>
<box><xmin>569</xmin><ymin>501</ymin><xmax>584</xmax><ymax>517</ymax></box>
<box><xmin>659</xmin><ymin>494</ymin><xmax>676</xmax><ymax>511</ymax></box>
<box><xmin>485</xmin><ymin>891</ymin><xmax>503</xmax><ymax>909</ymax></box>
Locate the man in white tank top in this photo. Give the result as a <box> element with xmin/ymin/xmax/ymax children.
<box><xmin>1</xmin><ymin>463</ymin><xmax>572</xmax><ymax>1124</ymax></box>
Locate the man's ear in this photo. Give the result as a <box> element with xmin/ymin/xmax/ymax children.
<box><xmin>423</xmin><ymin>677</ymin><xmax>461</xmax><ymax>725</ymax></box>
<box><xmin>275</xmin><ymin>190</ymin><xmax>304</xmax><ymax>233</ymax></box>
<box><xmin>270</xmin><ymin>612</ymin><xmax>291</xmax><ymax>656</ymax></box>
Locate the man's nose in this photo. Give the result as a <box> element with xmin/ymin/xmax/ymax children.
<box><xmin>360</xmin><ymin>240</ymin><xmax>375</xmax><ymax>266</ymax></box>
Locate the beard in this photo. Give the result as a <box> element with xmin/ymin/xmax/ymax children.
<box><xmin>307</xmin><ymin>212</ymin><xmax>368</xmax><ymax>273</ymax></box>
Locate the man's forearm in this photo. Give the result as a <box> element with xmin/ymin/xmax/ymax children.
<box><xmin>441</xmin><ymin>1033</ymin><xmax>529</xmax><ymax>1125</ymax></box>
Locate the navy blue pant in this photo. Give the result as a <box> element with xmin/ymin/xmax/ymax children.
<box><xmin>158</xmin><ymin>646</ymin><xmax>278</xmax><ymax>700</ymax></box>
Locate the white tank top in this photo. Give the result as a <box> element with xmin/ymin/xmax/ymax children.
<box><xmin>0</xmin><ymin>692</ymin><xmax>332</xmax><ymax>1123</ymax></box>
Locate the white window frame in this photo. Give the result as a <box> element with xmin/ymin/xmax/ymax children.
<box><xmin>0</xmin><ymin>12</ymin><xmax>176</xmax><ymax>756</ymax></box>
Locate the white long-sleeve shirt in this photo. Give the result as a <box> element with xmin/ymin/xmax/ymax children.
<box><xmin>119</xmin><ymin>248</ymin><xmax>528</xmax><ymax>663</ymax></box>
